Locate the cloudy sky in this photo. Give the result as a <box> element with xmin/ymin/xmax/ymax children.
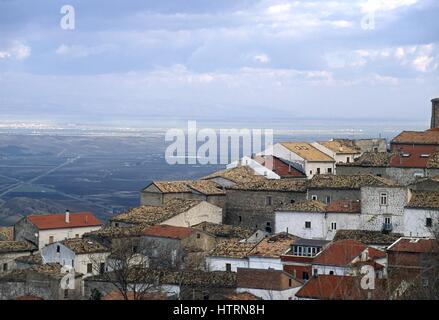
<box><xmin>0</xmin><ymin>0</ymin><xmax>438</xmax><ymax>124</ymax></box>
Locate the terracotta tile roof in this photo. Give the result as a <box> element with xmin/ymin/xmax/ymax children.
<box><xmin>327</xmin><ymin>200</ymin><xmax>361</xmax><ymax>213</ymax></box>
<box><xmin>333</xmin><ymin>230</ymin><xmax>403</xmax><ymax>246</ymax></box>
<box><xmin>148</xmin><ymin>180</ymin><xmax>225</xmax><ymax>195</ymax></box>
<box><xmin>389</xmin><ymin>146</ymin><xmax>439</xmax><ymax>168</ymax></box>
<box><xmin>110</xmin><ymin>199</ymin><xmax>203</xmax><ymax>226</ymax></box>
<box><xmin>0</xmin><ymin>226</ymin><xmax>13</xmax><ymax>241</ymax></box>
<box><xmin>406</xmin><ymin>190</ymin><xmax>439</xmax><ymax>209</ymax></box>
<box><xmin>277</xmin><ymin>200</ymin><xmax>327</xmax><ymax>213</ymax></box>
<box><xmin>193</xmin><ymin>222</ymin><xmax>256</xmax><ymax>240</ymax></box>
<box><xmin>0</xmin><ymin>241</ymin><xmax>36</xmax><ymax>254</ymax></box>
<box><xmin>14</xmin><ymin>253</ymin><xmax>43</xmax><ymax>265</ymax></box>
<box><xmin>296</xmin><ymin>275</ymin><xmax>388</xmax><ymax>300</ymax></box>
<box><xmin>228</xmin><ymin>178</ymin><xmax>308</xmax><ymax>192</ymax></box>
<box><xmin>141</xmin><ymin>224</ymin><xmax>195</xmax><ymax>240</ymax></box>
<box><xmin>253</xmin><ymin>155</ymin><xmax>306</xmax><ymax>178</ymax></box>
<box><xmin>61</xmin><ymin>238</ymin><xmax>109</xmax><ymax>254</ymax></box>
<box><xmin>338</xmin><ymin>152</ymin><xmax>392</xmax><ymax>167</ymax></box>
<box><xmin>313</xmin><ymin>240</ymin><xmax>366</xmax><ymax>266</ymax></box>
<box><xmin>0</xmin><ymin>263</ymin><xmax>66</xmax><ymax>282</ymax></box>
<box><xmin>387</xmin><ymin>237</ymin><xmax>438</xmax><ymax>253</ymax></box>
<box><xmin>391</xmin><ymin>130</ymin><xmax>439</xmax><ymax>145</ymax></box>
<box><xmin>102</xmin><ymin>290</ymin><xmax>167</xmax><ymax>300</ymax></box>
<box><xmin>237</xmin><ymin>268</ymin><xmax>302</xmax><ymax>290</ymax></box>
<box><xmin>225</xmin><ymin>292</ymin><xmax>261</xmax><ymax>300</ymax></box>
<box><xmin>209</xmin><ymin>239</ymin><xmax>257</xmax><ymax>258</ymax></box>
<box><xmin>248</xmin><ymin>233</ymin><xmax>297</xmax><ymax>258</ymax></box>
<box><xmin>202</xmin><ymin>166</ymin><xmax>267</xmax><ymax>184</ymax></box>
<box><xmin>317</xmin><ymin>140</ymin><xmax>361</xmax><ymax>155</ymax></box>
<box><xmin>27</xmin><ymin>212</ymin><xmax>102</xmax><ymax>230</ymax></box>
<box><xmin>366</xmin><ymin>247</ymin><xmax>387</xmax><ymax>259</ymax></box>
<box><xmin>280</xmin><ymin>142</ymin><xmax>335</xmax><ymax>162</ymax></box>
<box><xmin>308</xmin><ymin>174</ymin><xmax>396</xmax><ymax>189</ymax></box>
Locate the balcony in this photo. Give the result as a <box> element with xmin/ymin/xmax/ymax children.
<box><xmin>381</xmin><ymin>223</ymin><xmax>393</xmax><ymax>234</ymax></box>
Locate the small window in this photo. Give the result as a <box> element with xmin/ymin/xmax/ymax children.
<box><xmin>313</xmin><ymin>269</ymin><xmax>318</xmax><ymax>276</ymax></box>
<box><xmin>317</xmin><ymin>168</ymin><xmax>321</xmax><ymax>174</ymax></box>
<box><xmin>115</xmin><ymin>223</ymin><xmax>119</xmax><ymax>227</ymax></box>
<box><xmin>56</xmin><ymin>245</ymin><xmax>60</xmax><ymax>253</ymax></box>
<box><xmin>302</xmin><ymin>272</ymin><xmax>309</xmax><ymax>280</ymax></box>
<box><xmin>309</xmin><ymin>170</ymin><xmax>313</xmax><ymax>175</ymax></box>
<box><xmin>331</xmin><ymin>222</ymin><xmax>337</xmax><ymax>231</ymax></box>
<box><xmin>2</xmin><ymin>263</ymin><xmax>7</xmax><ymax>272</ymax></box>
<box><xmin>380</xmin><ymin>193</ymin><xmax>388</xmax><ymax>206</ymax></box>
<box><xmin>265</xmin><ymin>196</ymin><xmax>272</xmax><ymax>206</ymax></box>
<box><xmin>225</xmin><ymin>263</ymin><xmax>232</xmax><ymax>272</ymax></box>
<box><xmin>75</xmin><ymin>234</ymin><xmax>79</xmax><ymax>238</ymax></box>
<box><xmin>329</xmin><ymin>271</ymin><xmax>334</xmax><ymax>275</ymax></box>
<box><xmin>311</xmin><ymin>195</ymin><xmax>317</xmax><ymax>201</ymax></box>
<box><xmin>290</xmin><ymin>199</ymin><xmax>295</xmax><ymax>204</ymax></box>
<box><xmin>49</xmin><ymin>236</ymin><xmax>54</xmax><ymax>244</ymax></box>
<box><xmin>87</xmin><ymin>263</ymin><xmax>93</xmax><ymax>273</ymax></box>
<box><xmin>196</xmin><ymin>233</ymin><xmax>201</xmax><ymax>239</ymax></box>
<box><xmin>346</xmin><ymin>157</ymin><xmax>350</xmax><ymax>163</ymax></box>
<box><xmin>327</xmin><ymin>168</ymin><xmax>332</xmax><ymax>174</ymax></box>
<box><xmin>288</xmin><ymin>279</ymin><xmax>292</xmax><ymax>287</ymax></box>
<box><xmin>326</xmin><ymin>196</ymin><xmax>331</xmax><ymax>204</ymax></box>
<box><xmin>238</xmin><ymin>216</ymin><xmax>242</xmax><ymax>222</ymax></box>
<box><xmin>305</xmin><ymin>221</ymin><xmax>311</xmax><ymax>229</ymax></box>
<box><xmin>99</xmin><ymin>263</ymin><xmax>105</xmax><ymax>275</ymax></box>
<box><xmin>71</xmin><ymin>260</ymin><xmax>74</xmax><ymax>267</ymax></box>
<box><xmin>426</xmin><ymin>218</ymin><xmax>432</xmax><ymax>228</ymax></box>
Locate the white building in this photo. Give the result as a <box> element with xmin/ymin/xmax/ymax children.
<box><xmin>311</xmin><ymin>140</ymin><xmax>361</xmax><ymax>164</ymax></box>
<box><xmin>263</xmin><ymin>142</ymin><xmax>335</xmax><ymax>178</ymax></box>
<box><xmin>403</xmin><ymin>190</ymin><xmax>439</xmax><ymax>237</ymax></box>
<box><xmin>275</xmin><ymin>200</ymin><xmax>361</xmax><ymax>240</ymax></box>
<box><xmin>206</xmin><ymin>240</ymin><xmax>254</xmax><ymax>272</ymax></box>
<box><xmin>14</xmin><ymin>211</ymin><xmax>103</xmax><ymax>249</ymax></box>
<box><xmin>41</xmin><ymin>238</ymin><xmax>110</xmax><ymax>277</ymax></box>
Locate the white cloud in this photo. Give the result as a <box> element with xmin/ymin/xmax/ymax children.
<box><xmin>253</xmin><ymin>53</ymin><xmax>270</xmax><ymax>64</ymax></box>
<box><xmin>55</xmin><ymin>44</ymin><xmax>115</xmax><ymax>58</ymax></box>
<box><xmin>360</xmin><ymin>0</ymin><xmax>418</xmax><ymax>13</ymax></box>
<box><xmin>0</xmin><ymin>42</ymin><xmax>31</xmax><ymax>60</ymax></box>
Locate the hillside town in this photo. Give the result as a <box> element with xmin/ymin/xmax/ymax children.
<box><xmin>0</xmin><ymin>98</ymin><xmax>438</xmax><ymax>300</ymax></box>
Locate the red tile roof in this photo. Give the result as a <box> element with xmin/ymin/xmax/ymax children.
<box><xmin>366</xmin><ymin>247</ymin><xmax>387</xmax><ymax>259</ymax></box>
<box><xmin>326</xmin><ymin>200</ymin><xmax>361</xmax><ymax>213</ymax></box>
<box><xmin>296</xmin><ymin>275</ymin><xmax>387</xmax><ymax>300</ymax></box>
<box><xmin>253</xmin><ymin>155</ymin><xmax>306</xmax><ymax>178</ymax></box>
<box><xmin>27</xmin><ymin>212</ymin><xmax>102</xmax><ymax>230</ymax></box>
<box><xmin>387</xmin><ymin>237</ymin><xmax>438</xmax><ymax>253</ymax></box>
<box><xmin>313</xmin><ymin>240</ymin><xmax>366</xmax><ymax>266</ymax></box>
<box><xmin>141</xmin><ymin>224</ymin><xmax>196</xmax><ymax>240</ymax></box>
<box><xmin>389</xmin><ymin>145</ymin><xmax>437</xmax><ymax>168</ymax></box>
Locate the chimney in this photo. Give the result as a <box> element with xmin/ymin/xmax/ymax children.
<box><xmin>65</xmin><ymin>209</ymin><xmax>70</xmax><ymax>223</ymax></box>
<box><xmin>431</xmin><ymin>98</ymin><xmax>439</xmax><ymax>129</ymax></box>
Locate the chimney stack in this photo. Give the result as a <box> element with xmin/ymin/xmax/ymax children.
<box><xmin>431</xmin><ymin>98</ymin><xmax>439</xmax><ymax>129</ymax></box>
<box><xmin>65</xmin><ymin>209</ymin><xmax>70</xmax><ymax>223</ymax></box>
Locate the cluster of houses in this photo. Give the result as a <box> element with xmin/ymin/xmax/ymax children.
<box><xmin>0</xmin><ymin>98</ymin><xmax>438</xmax><ymax>300</ymax></box>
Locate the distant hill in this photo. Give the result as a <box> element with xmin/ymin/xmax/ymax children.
<box><xmin>0</xmin><ymin>197</ymin><xmax>67</xmax><ymax>226</ymax></box>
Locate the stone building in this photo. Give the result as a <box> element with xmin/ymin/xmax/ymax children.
<box><xmin>403</xmin><ymin>190</ymin><xmax>439</xmax><ymax>237</ymax></box>
<box><xmin>110</xmin><ymin>198</ymin><xmax>222</xmax><ymax>228</ymax></box>
<box><xmin>0</xmin><ymin>241</ymin><xmax>36</xmax><ymax>274</ymax></box>
<box><xmin>140</xmin><ymin>180</ymin><xmax>226</xmax><ymax>208</ymax></box>
<box><xmin>202</xmin><ymin>165</ymin><xmax>267</xmax><ymax>188</ymax></box>
<box><xmin>192</xmin><ymin>221</ymin><xmax>267</xmax><ymax>243</ymax></box>
<box><xmin>311</xmin><ymin>140</ymin><xmax>361</xmax><ymax>164</ymax></box>
<box><xmin>306</xmin><ymin>174</ymin><xmax>397</xmax><ymax>203</ymax></box>
<box><xmin>224</xmin><ymin>179</ymin><xmax>308</xmax><ymax>232</ymax></box>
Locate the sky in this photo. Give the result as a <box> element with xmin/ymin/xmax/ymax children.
<box><xmin>0</xmin><ymin>0</ymin><xmax>438</xmax><ymax>125</ymax></box>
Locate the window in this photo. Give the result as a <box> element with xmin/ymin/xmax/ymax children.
<box><xmin>305</xmin><ymin>221</ymin><xmax>311</xmax><ymax>229</ymax></box>
<box><xmin>290</xmin><ymin>199</ymin><xmax>295</xmax><ymax>204</ymax></box>
<box><xmin>115</xmin><ymin>223</ymin><xmax>119</xmax><ymax>227</ymax></box>
<box><xmin>75</xmin><ymin>234</ymin><xmax>79</xmax><ymax>238</ymax></box>
<box><xmin>225</xmin><ymin>263</ymin><xmax>232</xmax><ymax>272</ymax></box>
<box><xmin>265</xmin><ymin>221</ymin><xmax>272</xmax><ymax>233</ymax></box>
<box><xmin>317</xmin><ymin>168</ymin><xmax>321</xmax><ymax>174</ymax></box>
<box><xmin>288</xmin><ymin>279</ymin><xmax>292</xmax><ymax>287</ymax></box>
<box><xmin>49</xmin><ymin>236</ymin><xmax>54</xmax><ymax>244</ymax></box>
<box><xmin>302</xmin><ymin>272</ymin><xmax>309</xmax><ymax>280</ymax></box>
<box><xmin>196</xmin><ymin>233</ymin><xmax>201</xmax><ymax>239</ymax></box>
<box><xmin>2</xmin><ymin>263</ymin><xmax>7</xmax><ymax>272</ymax></box>
<box><xmin>99</xmin><ymin>263</ymin><xmax>105</xmax><ymax>275</ymax></box>
<box><xmin>426</xmin><ymin>218</ymin><xmax>432</xmax><ymax>228</ymax></box>
<box><xmin>311</xmin><ymin>195</ymin><xmax>317</xmax><ymax>201</ymax></box>
<box><xmin>326</xmin><ymin>196</ymin><xmax>331</xmax><ymax>204</ymax></box>
<box><xmin>313</xmin><ymin>269</ymin><xmax>318</xmax><ymax>276</ymax></box>
<box><xmin>71</xmin><ymin>260</ymin><xmax>74</xmax><ymax>267</ymax></box>
<box><xmin>346</xmin><ymin>157</ymin><xmax>350</xmax><ymax>163</ymax></box>
<box><xmin>309</xmin><ymin>170</ymin><xmax>313</xmax><ymax>175</ymax></box>
<box><xmin>56</xmin><ymin>245</ymin><xmax>60</xmax><ymax>253</ymax></box>
<box><xmin>265</xmin><ymin>196</ymin><xmax>272</xmax><ymax>205</ymax></box>
<box><xmin>384</xmin><ymin>217</ymin><xmax>391</xmax><ymax>225</ymax></box>
<box><xmin>329</xmin><ymin>271</ymin><xmax>334</xmax><ymax>275</ymax></box>
<box><xmin>380</xmin><ymin>193</ymin><xmax>388</xmax><ymax>206</ymax></box>
<box><xmin>331</xmin><ymin>222</ymin><xmax>337</xmax><ymax>231</ymax></box>
<box><xmin>327</xmin><ymin>168</ymin><xmax>332</xmax><ymax>174</ymax></box>
<box><xmin>87</xmin><ymin>263</ymin><xmax>93</xmax><ymax>274</ymax></box>
<box><xmin>238</xmin><ymin>216</ymin><xmax>242</xmax><ymax>222</ymax></box>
